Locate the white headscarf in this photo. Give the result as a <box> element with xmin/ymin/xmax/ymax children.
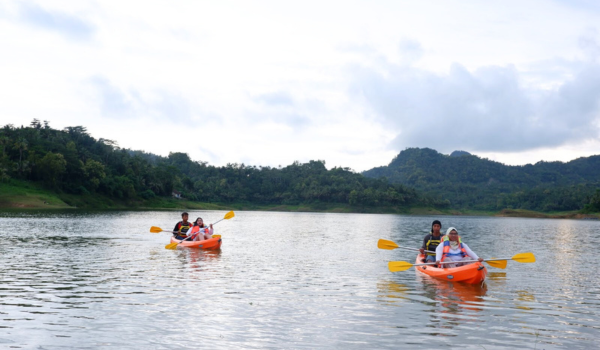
<box><xmin>446</xmin><ymin>227</ymin><xmax>459</xmax><ymax>249</ymax></box>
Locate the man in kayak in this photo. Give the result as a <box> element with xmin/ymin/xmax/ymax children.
<box><xmin>189</xmin><ymin>217</ymin><xmax>214</xmax><ymax>241</ymax></box>
<box><xmin>419</xmin><ymin>220</ymin><xmax>444</xmax><ymax>263</ymax></box>
<box><xmin>173</xmin><ymin>212</ymin><xmax>193</xmax><ymax>240</ymax></box>
<box><xmin>435</xmin><ymin>227</ymin><xmax>484</xmax><ymax>268</ymax></box>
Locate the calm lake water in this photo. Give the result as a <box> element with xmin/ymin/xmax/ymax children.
<box><xmin>1</xmin><ymin>210</ymin><xmax>598</xmax><ymax>349</ymax></box>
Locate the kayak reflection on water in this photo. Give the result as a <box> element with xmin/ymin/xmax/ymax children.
<box><xmin>418</xmin><ymin>274</ymin><xmax>488</xmax><ymax>315</ymax></box>
<box><xmin>187</xmin><ymin>249</ymin><xmax>222</xmax><ymax>273</ymax></box>
<box><xmin>376</xmin><ymin>280</ymin><xmax>410</xmax><ymax>305</ymax></box>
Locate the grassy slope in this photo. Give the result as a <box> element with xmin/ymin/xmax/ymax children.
<box><xmin>0</xmin><ymin>180</ymin><xmax>71</xmax><ymax>209</ymax></box>
<box><xmin>0</xmin><ymin>180</ymin><xmax>224</xmax><ymax>210</ymax></box>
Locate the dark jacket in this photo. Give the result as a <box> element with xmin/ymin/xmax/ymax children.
<box><xmin>421</xmin><ymin>233</ymin><xmax>444</xmax><ymax>256</ymax></box>
<box><xmin>173</xmin><ymin>221</ymin><xmax>192</xmax><ymax>238</ymax></box>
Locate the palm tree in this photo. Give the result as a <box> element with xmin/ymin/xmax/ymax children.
<box><xmin>13</xmin><ymin>137</ymin><xmax>28</xmax><ymax>174</ymax></box>
<box><xmin>0</xmin><ymin>135</ymin><xmax>9</xmax><ymax>158</ymax></box>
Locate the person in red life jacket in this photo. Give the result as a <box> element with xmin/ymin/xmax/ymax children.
<box><xmin>419</xmin><ymin>219</ymin><xmax>444</xmax><ymax>263</ymax></box>
<box><xmin>189</xmin><ymin>217</ymin><xmax>214</xmax><ymax>241</ymax></box>
<box><xmin>435</xmin><ymin>227</ymin><xmax>483</xmax><ymax>268</ymax></box>
<box><xmin>173</xmin><ymin>212</ymin><xmax>193</xmax><ymax>240</ymax></box>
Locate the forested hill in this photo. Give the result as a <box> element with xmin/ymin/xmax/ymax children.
<box><xmin>0</xmin><ymin>121</ymin><xmax>444</xmax><ymax>210</ymax></box>
<box><xmin>363</xmin><ymin>148</ymin><xmax>600</xmax><ymax>212</ymax></box>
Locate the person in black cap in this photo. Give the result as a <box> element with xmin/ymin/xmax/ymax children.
<box><xmin>419</xmin><ymin>220</ymin><xmax>444</xmax><ymax>263</ymax></box>
<box><xmin>173</xmin><ymin>212</ymin><xmax>192</xmax><ymax>240</ymax></box>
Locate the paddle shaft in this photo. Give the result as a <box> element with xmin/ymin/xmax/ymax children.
<box><xmin>175</xmin><ymin>234</ymin><xmax>194</xmax><ymax>244</ymax></box>
<box><xmin>480</xmin><ymin>257</ymin><xmax>513</xmax><ymax>262</ymax></box>
<box><xmin>212</xmin><ymin>217</ymin><xmax>226</xmax><ymax>225</ymax></box>
<box><xmin>405</xmin><ymin>246</ymin><xmax>435</xmax><ymax>254</ymax></box>
<box><xmin>413</xmin><ymin>258</ymin><xmax>494</xmax><ymax>267</ymax></box>
<box><xmin>159</xmin><ymin>223</ymin><xmax>215</xmax><ymax>235</ymax></box>
<box><xmin>377</xmin><ymin>239</ymin><xmax>434</xmax><ymax>254</ymax></box>
<box><xmin>439</xmin><ymin>256</ymin><xmax>526</xmax><ymax>265</ymax></box>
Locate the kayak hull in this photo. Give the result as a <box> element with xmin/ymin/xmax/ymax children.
<box><xmin>415</xmin><ymin>254</ymin><xmax>487</xmax><ymax>284</ymax></box>
<box><xmin>170</xmin><ymin>236</ymin><xmax>222</xmax><ymax>250</ymax></box>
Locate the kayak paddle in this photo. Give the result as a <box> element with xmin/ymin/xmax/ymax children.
<box><xmin>165</xmin><ymin>233</ymin><xmax>195</xmax><ymax>250</ymax></box>
<box><xmin>164</xmin><ymin>211</ymin><xmax>235</xmax><ymax>250</ymax></box>
<box><xmin>149</xmin><ymin>226</ymin><xmax>175</xmax><ymax>233</ymax></box>
<box><xmin>388</xmin><ymin>252</ymin><xmax>536</xmax><ymax>272</ymax></box>
<box><xmin>377</xmin><ymin>239</ymin><xmax>435</xmax><ymax>254</ymax></box>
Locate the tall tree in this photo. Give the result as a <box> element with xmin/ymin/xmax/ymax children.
<box><xmin>12</xmin><ymin>137</ymin><xmax>28</xmax><ymax>175</ymax></box>
<box><xmin>38</xmin><ymin>152</ymin><xmax>67</xmax><ymax>188</ymax></box>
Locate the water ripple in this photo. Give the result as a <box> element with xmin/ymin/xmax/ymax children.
<box><xmin>1</xmin><ymin>211</ymin><xmax>599</xmax><ymax>349</ymax></box>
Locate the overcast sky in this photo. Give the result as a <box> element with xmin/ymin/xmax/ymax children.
<box><xmin>1</xmin><ymin>0</ymin><xmax>600</xmax><ymax>171</ymax></box>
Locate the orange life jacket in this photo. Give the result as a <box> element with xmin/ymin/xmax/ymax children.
<box><xmin>189</xmin><ymin>225</ymin><xmax>209</xmax><ymax>239</ymax></box>
<box><xmin>440</xmin><ymin>235</ymin><xmax>468</xmax><ymax>262</ymax></box>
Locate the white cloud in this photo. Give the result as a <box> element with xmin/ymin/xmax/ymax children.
<box><xmin>351</xmin><ymin>56</ymin><xmax>600</xmax><ymax>153</ymax></box>
<box><xmin>1</xmin><ymin>0</ymin><xmax>600</xmax><ymax>171</ymax></box>
<box><xmin>16</xmin><ymin>1</ymin><xmax>95</xmax><ymax>41</ymax></box>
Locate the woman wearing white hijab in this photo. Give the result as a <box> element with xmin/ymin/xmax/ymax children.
<box><xmin>435</xmin><ymin>227</ymin><xmax>483</xmax><ymax>268</ymax></box>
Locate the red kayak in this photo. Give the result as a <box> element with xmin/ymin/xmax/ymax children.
<box><xmin>415</xmin><ymin>254</ymin><xmax>487</xmax><ymax>284</ymax></box>
<box><xmin>169</xmin><ymin>236</ymin><xmax>222</xmax><ymax>250</ymax></box>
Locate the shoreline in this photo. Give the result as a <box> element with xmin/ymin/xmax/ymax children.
<box><xmin>1</xmin><ymin>181</ymin><xmax>598</xmax><ymax>219</ymax></box>
<box><xmin>1</xmin><ymin>196</ymin><xmax>598</xmax><ymax>220</ymax></box>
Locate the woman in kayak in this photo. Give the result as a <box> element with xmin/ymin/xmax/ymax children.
<box><xmin>189</xmin><ymin>217</ymin><xmax>214</xmax><ymax>241</ymax></box>
<box><xmin>435</xmin><ymin>227</ymin><xmax>483</xmax><ymax>268</ymax></box>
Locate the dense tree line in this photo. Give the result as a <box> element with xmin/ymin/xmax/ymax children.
<box><xmin>0</xmin><ymin>121</ymin><xmax>434</xmax><ymax>208</ymax></box>
<box><xmin>363</xmin><ymin>148</ymin><xmax>600</xmax><ymax>212</ymax></box>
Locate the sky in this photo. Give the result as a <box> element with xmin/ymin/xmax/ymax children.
<box><xmin>1</xmin><ymin>0</ymin><xmax>600</xmax><ymax>172</ymax></box>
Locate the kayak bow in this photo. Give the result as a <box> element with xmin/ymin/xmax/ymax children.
<box><xmin>169</xmin><ymin>236</ymin><xmax>222</xmax><ymax>250</ymax></box>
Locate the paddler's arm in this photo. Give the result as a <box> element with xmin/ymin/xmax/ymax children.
<box><xmin>435</xmin><ymin>244</ymin><xmax>444</xmax><ymax>266</ymax></box>
<box><xmin>419</xmin><ymin>234</ymin><xmax>429</xmax><ymax>254</ymax></box>
<box><xmin>463</xmin><ymin>243</ymin><xmax>484</xmax><ymax>262</ymax></box>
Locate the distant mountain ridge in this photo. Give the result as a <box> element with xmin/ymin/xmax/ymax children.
<box><xmin>450</xmin><ymin>150</ymin><xmax>471</xmax><ymax>157</ymax></box>
<box><xmin>363</xmin><ymin>148</ymin><xmax>600</xmax><ymax>211</ymax></box>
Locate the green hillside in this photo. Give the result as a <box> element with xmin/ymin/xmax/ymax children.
<box><xmin>363</xmin><ymin>148</ymin><xmax>600</xmax><ymax>212</ymax></box>
<box><xmin>0</xmin><ymin>120</ymin><xmax>443</xmax><ymax>211</ymax></box>
<box><xmin>4</xmin><ymin>121</ymin><xmax>599</xmax><ymax>214</ymax></box>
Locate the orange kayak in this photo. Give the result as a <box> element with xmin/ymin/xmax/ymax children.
<box><xmin>169</xmin><ymin>236</ymin><xmax>222</xmax><ymax>250</ymax></box>
<box><xmin>415</xmin><ymin>254</ymin><xmax>487</xmax><ymax>284</ymax></box>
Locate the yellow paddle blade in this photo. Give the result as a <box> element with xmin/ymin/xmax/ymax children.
<box><xmin>224</xmin><ymin>211</ymin><xmax>235</xmax><ymax>220</ymax></box>
<box><xmin>486</xmin><ymin>259</ymin><xmax>507</xmax><ymax>269</ymax></box>
<box><xmin>212</xmin><ymin>235</ymin><xmax>221</xmax><ymax>238</ymax></box>
<box><xmin>165</xmin><ymin>242</ymin><xmax>179</xmax><ymax>250</ymax></box>
<box><xmin>513</xmin><ymin>252</ymin><xmax>536</xmax><ymax>263</ymax></box>
<box><xmin>150</xmin><ymin>226</ymin><xmax>163</xmax><ymax>233</ymax></box>
<box><xmin>388</xmin><ymin>261</ymin><xmax>414</xmax><ymax>272</ymax></box>
<box><xmin>377</xmin><ymin>239</ymin><xmax>399</xmax><ymax>250</ymax></box>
